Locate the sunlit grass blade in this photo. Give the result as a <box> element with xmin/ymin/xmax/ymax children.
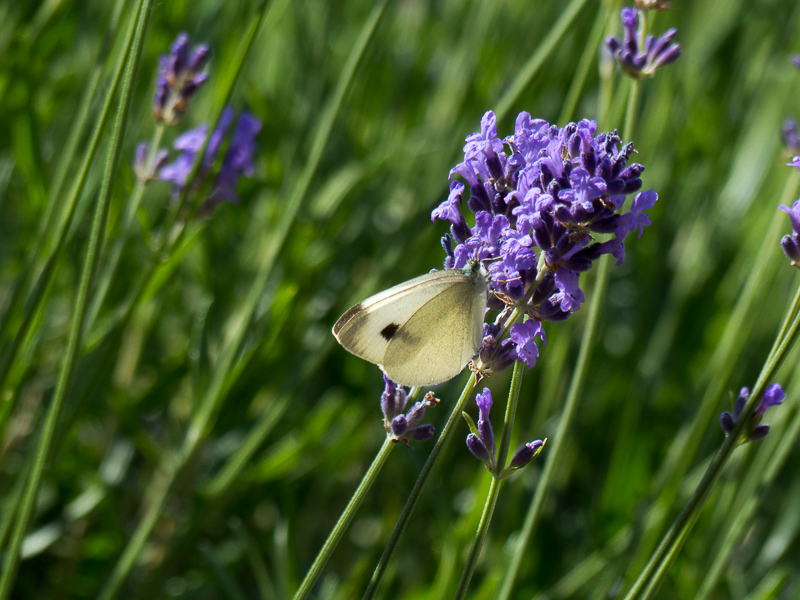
<box><xmin>0</xmin><ymin>0</ymin><xmax>151</xmax><ymax>596</ymax></box>
<box><xmin>0</xmin><ymin>0</ymin><xmax>135</xmax><ymax>396</ymax></box>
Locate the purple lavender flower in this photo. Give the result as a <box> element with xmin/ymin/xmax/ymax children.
<box><xmin>720</xmin><ymin>384</ymin><xmax>785</xmax><ymax>443</ymax></box>
<box><xmin>133</xmin><ymin>143</ymin><xmax>168</xmax><ymax>183</ymax></box>
<box><xmin>605</xmin><ymin>8</ymin><xmax>681</xmax><ymax>79</ymax></box>
<box><xmin>466</xmin><ymin>388</ymin><xmax>496</xmax><ymax>469</ymax></box>
<box><xmin>779</xmin><ymin>199</ymin><xmax>800</xmax><ymax>265</ymax></box>
<box><xmin>154</xmin><ymin>33</ymin><xmax>210</xmax><ymax>125</ymax></box>
<box><xmin>507</xmin><ymin>439</ymin><xmax>545</xmax><ymax>470</ymax></box>
<box><xmin>159</xmin><ymin>108</ymin><xmax>261</xmax><ymax>211</ymax></box>
<box><xmin>783</xmin><ymin>119</ymin><xmax>800</xmax><ymax>154</ymax></box>
<box><xmin>509</xmin><ymin>320</ymin><xmax>545</xmax><ymax>368</ymax></box>
<box><xmin>433</xmin><ymin>110</ymin><xmax>658</xmax><ymax>375</ymax></box>
<box><xmin>382</xmin><ymin>378</ymin><xmax>438</xmax><ymax>446</ymax></box>
<box><xmin>465</xmin><ymin>388</ymin><xmax>544</xmax><ymax>475</ymax></box>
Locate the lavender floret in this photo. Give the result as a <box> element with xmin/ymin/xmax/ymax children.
<box><xmin>720</xmin><ymin>384</ymin><xmax>785</xmax><ymax>443</ymax></box>
<box><xmin>382</xmin><ymin>384</ymin><xmax>439</xmax><ymax>447</ymax></box>
<box><xmin>778</xmin><ymin>196</ymin><xmax>800</xmax><ymax>267</ymax></box>
<box><xmin>158</xmin><ymin>108</ymin><xmax>261</xmax><ymax>212</ymax></box>
<box><xmin>153</xmin><ymin>33</ymin><xmax>211</xmax><ymax>125</ymax></box>
<box><xmin>605</xmin><ymin>8</ymin><xmax>681</xmax><ymax>79</ymax></box>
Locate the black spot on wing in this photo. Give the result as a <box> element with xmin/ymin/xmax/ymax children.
<box><xmin>380</xmin><ymin>323</ymin><xmax>400</xmax><ymax>340</ymax></box>
<box><xmin>333</xmin><ymin>303</ymin><xmax>363</xmax><ymax>336</ymax></box>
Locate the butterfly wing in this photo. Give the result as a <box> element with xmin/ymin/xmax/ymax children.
<box><xmin>332</xmin><ymin>270</ymin><xmax>472</xmax><ymax>367</ymax></box>
<box><xmin>380</xmin><ymin>277</ymin><xmax>487</xmax><ymax>386</ymax></box>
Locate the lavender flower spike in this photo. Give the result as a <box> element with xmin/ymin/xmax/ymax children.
<box><xmin>432</xmin><ymin>110</ymin><xmax>659</xmax><ymax>377</ymax></box>
<box><xmin>153</xmin><ymin>33</ymin><xmax>211</xmax><ymax>125</ymax></box>
<box><xmin>386</xmin><ymin>389</ymin><xmax>439</xmax><ymax>447</ymax></box>
<box><xmin>606</xmin><ymin>8</ymin><xmax>681</xmax><ymax>79</ymax></box>
<box><xmin>720</xmin><ymin>384</ymin><xmax>785</xmax><ymax>444</ymax></box>
<box><xmin>159</xmin><ymin>108</ymin><xmax>261</xmax><ymax>213</ymax></box>
<box><xmin>783</xmin><ymin>119</ymin><xmax>800</xmax><ymax>154</ymax></box>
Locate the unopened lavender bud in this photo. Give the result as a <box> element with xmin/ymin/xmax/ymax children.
<box><xmin>154</xmin><ymin>34</ymin><xmax>211</xmax><ymax>125</ymax></box>
<box><xmin>751</xmin><ymin>424</ymin><xmax>770</xmax><ymax>441</ymax></box>
<box><xmin>405</xmin><ymin>425</ymin><xmax>435</xmax><ymax>441</ymax></box>
<box><xmin>466</xmin><ymin>433</ymin><xmax>492</xmax><ymax>464</ymax></box>
<box><xmin>781</xmin><ymin>234</ymin><xmax>800</xmax><ymax>264</ymax></box>
<box><xmin>782</xmin><ymin>119</ymin><xmax>800</xmax><ymax>153</ymax></box>
<box><xmin>189</xmin><ymin>45</ymin><xmax>210</xmax><ymax>72</ymax></box>
<box><xmin>170</xmin><ymin>33</ymin><xmax>190</xmax><ymax>74</ymax></box>
<box><xmin>477</xmin><ymin>419</ymin><xmax>495</xmax><ymax>457</ymax></box>
<box><xmin>719</xmin><ymin>411</ymin><xmax>735</xmax><ymax>435</ymax></box>
<box><xmin>508</xmin><ymin>439</ymin><xmax>545</xmax><ymax>469</ymax></box>
<box><xmin>391</xmin><ymin>414</ymin><xmax>408</xmax><ymax>437</ymax></box>
<box><xmin>405</xmin><ymin>401</ymin><xmax>428</xmax><ymax>429</ymax></box>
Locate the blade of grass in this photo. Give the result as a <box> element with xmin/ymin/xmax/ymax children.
<box><xmin>0</xmin><ymin>0</ymin><xmax>151</xmax><ymax>596</ymax></box>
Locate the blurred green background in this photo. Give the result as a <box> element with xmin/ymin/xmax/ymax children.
<box><xmin>1</xmin><ymin>0</ymin><xmax>800</xmax><ymax>598</ymax></box>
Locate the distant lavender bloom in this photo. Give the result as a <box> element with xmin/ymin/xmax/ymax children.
<box><xmin>159</xmin><ymin>108</ymin><xmax>261</xmax><ymax>211</ymax></box>
<box><xmin>720</xmin><ymin>384</ymin><xmax>785</xmax><ymax>443</ymax></box>
<box><xmin>793</xmin><ymin>55</ymin><xmax>800</xmax><ymax>71</ymax></box>
<box><xmin>605</xmin><ymin>8</ymin><xmax>681</xmax><ymax>79</ymax></box>
<box><xmin>133</xmin><ymin>143</ymin><xmax>168</xmax><ymax>183</ymax></box>
<box><xmin>778</xmin><ymin>199</ymin><xmax>800</xmax><ymax>265</ymax></box>
<box><xmin>154</xmin><ymin>33</ymin><xmax>210</xmax><ymax>125</ymax></box>
<box><xmin>782</xmin><ymin>119</ymin><xmax>800</xmax><ymax>154</ymax></box>
<box><xmin>433</xmin><ymin>111</ymin><xmax>658</xmax><ymax>374</ymax></box>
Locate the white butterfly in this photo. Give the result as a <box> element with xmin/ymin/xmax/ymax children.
<box><xmin>332</xmin><ymin>259</ymin><xmax>489</xmax><ymax>387</ymax></box>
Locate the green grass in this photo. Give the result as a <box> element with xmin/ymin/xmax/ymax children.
<box><xmin>1</xmin><ymin>0</ymin><xmax>800</xmax><ymax>598</ymax></box>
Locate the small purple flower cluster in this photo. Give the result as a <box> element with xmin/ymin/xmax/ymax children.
<box><xmin>433</xmin><ymin>111</ymin><xmax>658</xmax><ymax>374</ymax></box>
<box><xmin>465</xmin><ymin>388</ymin><xmax>544</xmax><ymax>475</ymax></box>
<box><xmin>137</xmin><ymin>34</ymin><xmax>261</xmax><ymax>213</ymax></box>
<box><xmin>381</xmin><ymin>375</ymin><xmax>437</xmax><ymax>445</ymax></box>
<box><xmin>159</xmin><ymin>108</ymin><xmax>262</xmax><ymax>210</ymax></box>
<box><xmin>605</xmin><ymin>8</ymin><xmax>681</xmax><ymax>79</ymax></box>
<box><xmin>154</xmin><ymin>33</ymin><xmax>210</xmax><ymax>125</ymax></box>
<box><xmin>720</xmin><ymin>384</ymin><xmax>785</xmax><ymax>443</ymax></box>
<box><xmin>778</xmin><ymin>192</ymin><xmax>800</xmax><ymax>267</ymax></box>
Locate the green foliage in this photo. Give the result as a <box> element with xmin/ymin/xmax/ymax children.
<box><xmin>1</xmin><ymin>0</ymin><xmax>800</xmax><ymax>598</ymax></box>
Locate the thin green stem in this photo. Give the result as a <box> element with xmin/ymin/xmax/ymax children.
<box><xmin>494</xmin><ymin>0</ymin><xmax>592</xmax><ymax>122</ymax></box>
<box><xmin>693</xmin><ymin>399</ymin><xmax>800</xmax><ymax>599</ymax></box>
<box><xmin>558</xmin><ymin>0</ymin><xmax>615</xmax><ymax>125</ymax></box>
<box><xmin>498</xmin><ymin>255</ymin><xmax>611</xmax><ymax>600</ymax></box>
<box><xmin>0</xmin><ymin>1</ymin><xmax>150</xmax><ymax>596</ymax></box>
<box><xmin>496</xmin><ymin>352</ymin><xmax>527</xmax><ymax>470</ymax></box>
<box><xmin>625</xmin><ymin>281</ymin><xmax>800</xmax><ymax>600</ymax></box>
<box><xmin>623</xmin><ymin>78</ymin><xmax>641</xmax><ymax>142</ymax></box>
<box><xmin>0</xmin><ymin>0</ymin><xmax>126</xmax><ymax>347</ymax></box>
<box><xmin>0</xmin><ymin>2</ymin><xmax>135</xmax><ymax>395</ymax></box>
<box><xmin>293</xmin><ymin>437</ymin><xmax>394</xmax><ymax>600</ymax></box>
<box><xmin>362</xmin><ymin>374</ymin><xmax>476</xmax><ymax>600</ymax></box>
<box><xmin>454</xmin><ymin>476</ymin><xmax>503</xmax><ymax>600</ymax></box>
<box><xmin>87</xmin><ymin>123</ymin><xmax>166</xmax><ymax>328</ymax></box>
<box><xmin>455</xmin><ymin>357</ymin><xmax>527</xmax><ymax>598</ymax></box>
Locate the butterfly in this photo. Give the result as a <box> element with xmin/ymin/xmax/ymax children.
<box><xmin>332</xmin><ymin>259</ymin><xmax>489</xmax><ymax>387</ymax></box>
